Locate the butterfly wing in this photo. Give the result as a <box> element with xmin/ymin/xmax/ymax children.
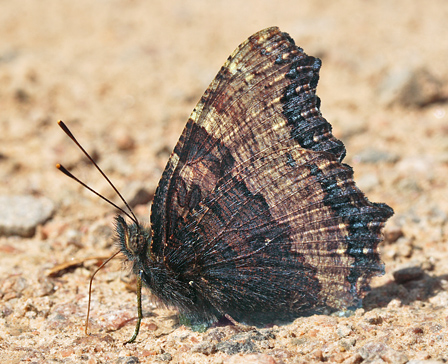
<box><xmin>149</xmin><ymin>27</ymin><xmax>393</xmax><ymax>322</ymax></box>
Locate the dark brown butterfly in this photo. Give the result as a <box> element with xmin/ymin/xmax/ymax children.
<box><xmin>58</xmin><ymin>26</ymin><xmax>393</xmax><ymax>343</ymax></box>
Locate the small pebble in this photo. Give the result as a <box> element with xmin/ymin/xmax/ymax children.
<box><xmin>115</xmin><ymin>357</ymin><xmax>139</xmax><ymax>364</ymax></box>
<box><xmin>359</xmin><ymin>342</ymin><xmax>408</xmax><ymax>364</ymax></box>
<box><xmin>336</xmin><ymin>324</ymin><xmax>353</xmax><ymax>338</ymax></box>
<box><xmin>339</xmin><ymin>338</ymin><xmax>356</xmax><ymax>351</ymax></box>
<box><xmin>384</xmin><ymin>226</ymin><xmax>404</xmax><ymax>244</ymax></box>
<box><xmin>115</xmin><ymin>133</ymin><xmax>136</xmax><ymax>151</ymax></box>
<box><xmin>191</xmin><ymin>341</ymin><xmax>216</xmax><ymax>355</ymax></box>
<box><xmin>381</xmin><ymin>349</ymin><xmax>409</xmax><ymax>364</ymax></box>
<box><xmin>377</xmin><ymin>66</ymin><xmax>443</xmax><ymax>107</ymax></box>
<box><xmin>155</xmin><ymin>353</ymin><xmax>172</xmax><ymax>362</ymax></box>
<box><xmin>363</xmin><ymin>311</ymin><xmax>383</xmax><ymax>325</ymax></box>
<box><xmin>393</xmin><ymin>266</ymin><xmax>424</xmax><ymax>284</ymax></box>
<box><xmin>387</xmin><ymin>299</ymin><xmax>402</xmax><ymax>309</ymax></box>
<box><xmin>429</xmin><ymin>291</ymin><xmax>448</xmax><ymax>307</ymax></box>
<box><xmin>216</xmin><ymin>337</ymin><xmax>258</xmax><ymax>355</ymax></box>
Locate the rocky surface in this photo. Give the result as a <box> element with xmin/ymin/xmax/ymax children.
<box><xmin>0</xmin><ymin>1</ymin><xmax>447</xmax><ymax>363</ymax></box>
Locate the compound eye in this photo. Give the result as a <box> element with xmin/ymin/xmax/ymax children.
<box><xmin>123</xmin><ymin>230</ymin><xmax>138</xmax><ymax>255</ymax></box>
<box><xmin>130</xmin><ymin>234</ymin><xmax>140</xmax><ymax>254</ymax></box>
<box><xmin>138</xmin><ymin>234</ymin><xmax>146</xmax><ymax>248</ymax></box>
<box><xmin>115</xmin><ymin>217</ymin><xmax>145</xmax><ymax>259</ymax></box>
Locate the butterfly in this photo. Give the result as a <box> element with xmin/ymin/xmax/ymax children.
<box><xmin>58</xmin><ymin>26</ymin><xmax>393</xmax><ymax>343</ymax></box>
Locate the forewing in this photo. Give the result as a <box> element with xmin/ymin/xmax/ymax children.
<box><xmin>150</xmin><ymin>27</ymin><xmax>393</xmax><ymax>317</ymax></box>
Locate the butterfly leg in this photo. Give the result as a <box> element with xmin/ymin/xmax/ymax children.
<box><xmin>124</xmin><ymin>270</ymin><xmax>143</xmax><ymax>344</ymax></box>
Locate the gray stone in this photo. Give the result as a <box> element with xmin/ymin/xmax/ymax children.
<box><xmin>216</xmin><ymin>337</ymin><xmax>259</xmax><ymax>355</ymax></box>
<box><xmin>191</xmin><ymin>341</ymin><xmax>216</xmax><ymax>355</ymax></box>
<box><xmin>155</xmin><ymin>353</ymin><xmax>172</xmax><ymax>362</ymax></box>
<box><xmin>393</xmin><ymin>266</ymin><xmax>424</xmax><ymax>284</ymax></box>
<box><xmin>358</xmin><ymin>342</ymin><xmax>408</xmax><ymax>364</ymax></box>
<box><xmin>115</xmin><ymin>357</ymin><xmax>139</xmax><ymax>364</ymax></box>
<box><xmin>0</xmin><ymin>195</ymin><xmax>54</xmax><ymax>237</ymax></box>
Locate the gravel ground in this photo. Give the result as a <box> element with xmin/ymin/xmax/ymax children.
<box><xmin>0</xmin><ymin>1</ymin><xmax>447</xmax><ymax>363</ymax></box>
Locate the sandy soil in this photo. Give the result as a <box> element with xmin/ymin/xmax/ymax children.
<box><xmin>1</xmin><ymin>1</ymin><xmax>447</xmax><ymax>363</ymax></box>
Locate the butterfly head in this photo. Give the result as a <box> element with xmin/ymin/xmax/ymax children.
<box><xmin>115</xmin><ymin>215</ymin><xmax>151</xmax><ymax>261</ymax></box>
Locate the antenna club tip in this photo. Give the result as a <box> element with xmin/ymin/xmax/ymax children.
<box><xmin>56</xmin><ymin>163</ymin><xmax>61</xmax><ymax>169</ymax></box>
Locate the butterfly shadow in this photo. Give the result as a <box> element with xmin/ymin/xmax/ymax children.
<box><xmin>362</xmin><ymin>272</ymin><xmax>448</xmax><ymax>310</ymax></box>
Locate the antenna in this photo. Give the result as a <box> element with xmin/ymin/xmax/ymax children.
<box><xmin>56</xmin><ymin>120</ymin><xmax>138</xmax><ymax>224</ymax></box>
<box><xmin>57</xmin><ymin>120</ymin><xmax>141</xmax><ymax>341</ymax></box>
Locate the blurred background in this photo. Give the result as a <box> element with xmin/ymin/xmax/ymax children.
<box><xmin>1</xmin><ymin>1</ymin><xmax>446</xmax><ymax>207</ymax></box>
<box><xmin>0</xmin><ymin>0</ymin><xmax>447</xmax><ymax>361</ymax></box>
